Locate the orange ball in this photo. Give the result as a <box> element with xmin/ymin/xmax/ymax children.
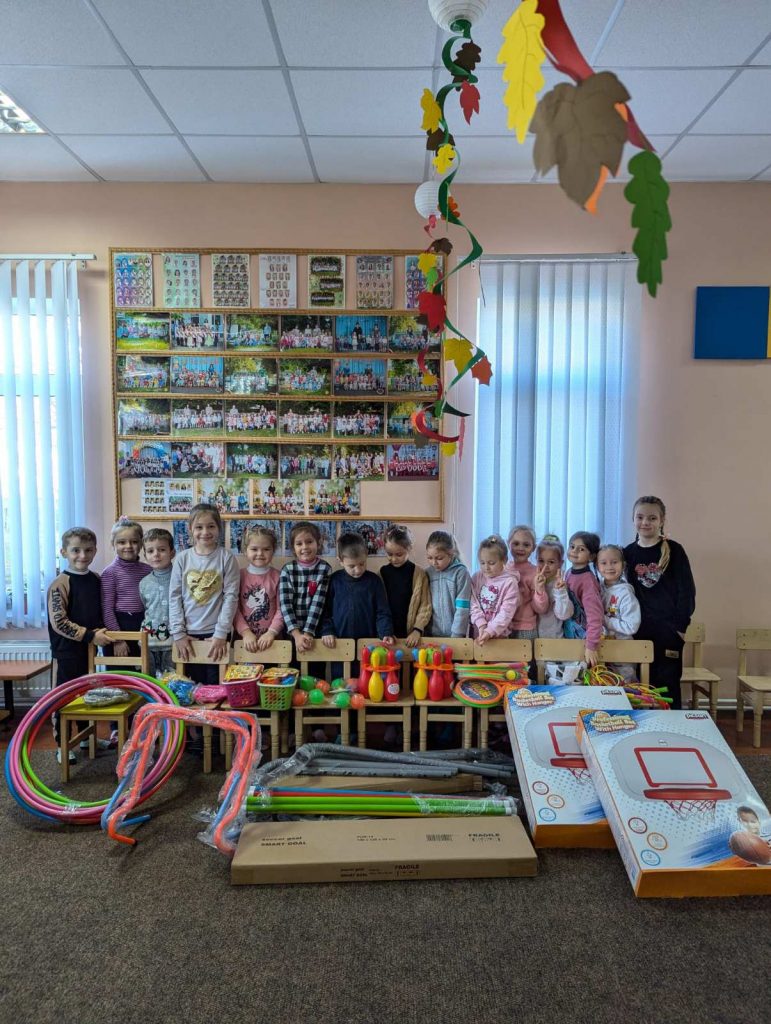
<box><xmin>316</xmin><ymin>680</ymin><xmax>331</xmax><ymax>694</ymax></box>
<box><xmin>291</xmin><ymin>690</ymin><xmax>308</xmax><ymax>707</ymax></box>
<box><xmin>350</xmin><ymin>693</ymin><xmax>365</xmax><ymax>710</ymax></box>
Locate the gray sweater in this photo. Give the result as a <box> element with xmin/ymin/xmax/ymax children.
<box><xmin>169</xmin><ymin>547</ymin><xmax>240</xmax><ymax>641</ymax></box>
<box><xmin>426</xmin><ymin>558</ymin><xmax>471</xmax><ymax>637</ymax></box>
<box><xmin>139</xmin><ymin>567</ymin><xmax>173</xmax><ymax>649</ymax></box>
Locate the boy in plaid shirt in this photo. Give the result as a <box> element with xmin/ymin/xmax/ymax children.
<box><xmin>278</xmin><ymin>522</ymin><xmax>332</xmax><ymax>653</ymax></box>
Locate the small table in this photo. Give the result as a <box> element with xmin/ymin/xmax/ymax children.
<box><xmin>1</xmin><ymin>660</ymin><xmax>52</xmax><ymax>721</ymax></box>
<box><xmin>59</xmin><ymin>693</ymin><xmax>142</xmax><ymax>783</ymax></box>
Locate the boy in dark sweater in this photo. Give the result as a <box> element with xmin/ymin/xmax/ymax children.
<box><xmin>47</xmin><ymin>527</ymin><xmax>113</xmax><ymax>764</ymax></box>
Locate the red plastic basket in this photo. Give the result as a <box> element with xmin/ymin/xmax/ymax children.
<box><xmin>221</xmin><ymin>677</ymin><xmax>258</xmax><ymax>708</ymax></box>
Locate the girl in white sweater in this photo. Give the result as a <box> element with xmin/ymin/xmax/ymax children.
<box><xmin>597</xmin><ymin>544</ymin><xmax>641</xmax><ymax>680</ymax></box>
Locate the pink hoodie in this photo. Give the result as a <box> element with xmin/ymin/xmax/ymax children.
<box><xmin>508</xmin><ymin>560</ymin><xmax>549</xmax><ymax>632</ymax></box>
<box><xmin>470</xmin><ymin>563</ymin><xmax>520</xmax><ymax>638</ymax></box>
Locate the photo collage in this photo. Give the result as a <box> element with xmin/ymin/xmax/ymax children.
<box><xmin>170</xmin><ymin>518</ymin><xmax>393</xmax><ymax>557</ymax></box>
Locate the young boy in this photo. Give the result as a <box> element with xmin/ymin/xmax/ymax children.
<box><xmin>47</xmin><ymin>527</ymin><xmax>113</xmax><ymax>764</ymax></box>
<box><xmin>139</xmin><ymin>528</ymin><xmax>175</xmax><ymax>677</ymax></box>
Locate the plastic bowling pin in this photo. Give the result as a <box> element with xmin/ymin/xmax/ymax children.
<box><xmin>429</xmin><ymin>648</ymin><xmax>444</xmax><ymax>702</ymax></box>
<box><xmin>384</xmin><ymin>648</ymin><xmax>400</xmax><ymax>702</ymax></box>
<box><xmin>368</xmin><ymin>648</ymin><xmax>385</xmax><ymax>703</ymax></box>
<box><xmin>413</xmin><ymin>648</ymin><xmax>429</xmax><ymax>700</ymax></box>
<box><xmin>358</xmin><ymin>645</ymin><xmax>372</xmax><ymax>697</ymax></box>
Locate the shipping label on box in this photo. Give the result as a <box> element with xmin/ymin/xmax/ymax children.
<box><xmin>577</xmin><ymin>708</ymin><xmax>771</xmax><ymax>897</ymax></box>
<box><xmin>504</xmin><ymin>685</ymin><xmax>631</xmax><ymax>848</ymax></box>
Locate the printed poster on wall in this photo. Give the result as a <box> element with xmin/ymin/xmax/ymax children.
<box><xmin>405</xmin><ymin>254</ymin><xmax>443</xmax><ymax>310</ymax></box>
<box><xmin>211</xmin><ymin>253</ymin><xmax>250</xmax><ymax>307</ymax></box>
<box><xmin>140</xmin><ymin>479</ymin><xmax>195</xmax><ymax>515</ymax></box>
<box><xmin>308</xmin><ymin>254</ymin><xmax>346</xmax><ymax>308</ymax></box>
<box><xmin>355</xmin><ymin>254</ymin><xmax>393</xmax><ymax>309</ymax></box>
<box><xmin>259</xmin><ymin>253</ymin><xmax>297</xmax><ymax>309</ymax></box>
<box><xmin>162</xmin><ymin>253</ymin><xmax>201</xmax><ymax>309</ymax></box>
<box><xmin>113</xmin><ymin>252</ymin><xmax>153</xmax><ymax>308</ymax></box>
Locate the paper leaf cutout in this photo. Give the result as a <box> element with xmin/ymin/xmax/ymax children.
<box><xmin>420</xmin><ymin>88</ymin><xmax>442</xmax><ymax>133</ymax></box>
<box><xmin>418</xmin><ymin>290</ymin><xmax>447</xmax><ymax>332</ymax></box>
<box><xmin>471</xmin><ymin>354</ymin><xmax>493</xmax><ymax>385</ymax></box>
<box><xmin>531</xmin><ymin>72</ymin><xmax>631</xmax><ymax>207</ymax></box>
<box><xmin>417</xmin><ymin>252</ymin><xmax>437</xmax><ymax>274</ymax></box>
<box><xmin>422</xmin><ymin>371</ymin><xmax>439</xmax><ymax>387</ymax></box>
<box><xmin>624</xmin><ymin>149</ymin><xmax>672</xmax><ymax>298</ymax></box>
<box><xmin>498</xmin><ymin>0</ymin><xmax>546</xmax><ymax>143</ymax></box>
<box><xmin>426</xmin><ymin>127</ymin><xmax>454</xmax><ymax>152</ymax></box>
<box><xmin>446</xmin><ymin>194</ymin><xmax>461</xmax><ymax>219</ymax></box>
<box><xmin>433</xmin><ymin>143</ymin><xmax>457</xmax><ymax>174</ymax></box>
<box><xmin>440</xmin><ymin>441</ymin><xmax>457</xmax><ymax>456</ymax></box>
<box><xmin>430</xmin><ymin>237</ymin><xmax>453</xmax><ymax>256</ymax></box>
<box><xmin>455</xmin><ymin>41</ymin><xmax>482</xmax><ymax>73</ymax></box>
<box><xmin>445</xmin><ymin>336</ymin><xmax>473</xmax><ymax>374</ymax></box>
<box><xmin>425</xmin><ymin>268</ymin><xmax>439</xmax><ymax>289</ymax></box>
<box><xmin>459</xmin><ymin>80</ymin><xmax>481</xmax><ymax>124</ymax></box>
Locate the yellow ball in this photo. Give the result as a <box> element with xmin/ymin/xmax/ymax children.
<box><xmin>506</xmin><ymin>670</ymin><xmax>517</xmax><ymax>680</ymax></box>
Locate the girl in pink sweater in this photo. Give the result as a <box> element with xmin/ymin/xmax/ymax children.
<box><xmin>470</xmin><ymin>535</ymin><xmax>520</xmax><ymax>644</ymax></box>
<box><xmin>506</xmin><ymin>525</ymin><xmax>548</xmax><ymax>640</ymax></box>
<box><xmin>233</xmin><ymin>526</ymin><xmax>284</xmax><ymax>653</ymax></box>
<box><xmin>564</xmin><ymin>531</ymin><xmax>604</xmax><ymax>667</ymax></box>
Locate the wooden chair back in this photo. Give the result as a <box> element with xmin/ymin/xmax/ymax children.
<box><xmin>299</xmin><ymin>639</ymin><xmax>355</xmax><ymax>680</ymax></box>
<box><xmin>736</xmin><ymin>628</ymin><xmax>771</xmax><ymax>676</ymax></box>
<box><xmin>172</xmin><ymin>639</ymin><xmax>230</xmax><ymax>681</ymax></box>
<box><xmin>420</xmin><ymin>637</ymin><xmax>475</xmax><ymax>661</ymax></box>
<box><xmin>683</xmin><ymin>622</ymin><xmax>706</xmax><ymax>668</ymax></box>
<box><xmin>472</xmin><ymin>638</ymin><xmax>532</xmax><ymax>664</ymax></box>
<box><xmin>232</xmin><ymin>639</ymin><xmax>293</xmax><ymax>666</ymax></box>
<box><xmin>533</xmin><ymin>638</ymin><xmax>654</xmax><ymax>685</ymax></box>
<box><xmin>89</xmin><ymin>630</ymin><xmax>150</xmax><ymax>675</ymax></box>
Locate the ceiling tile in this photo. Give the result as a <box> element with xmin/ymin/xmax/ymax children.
<box><xmin>310</xmin><ymin>137</ymin><xmax>425</xmax><ymax>183</ymax></box>
<box><xmin>141</xmin><ymin>70</ymin><xmax>296</xmax><ymax>134</ymax></box>
<box><xmin>62</xmin><ymin>135</ymin><xmax>205</xmax><ymax>181</ymax></box>
<box><xmin>454</xmin><ymin>136</ymin><xmax>537</xmax><ymax>182</ymax></box>
<box><xmin>606</xmin><ymin>68</ymin><xmax>735</xmax><ymax>134</ymax></box>
<box><xmin>453</xmin><ymin>66</ymin><xmax>562</xmax><ymax>137</ymax></box>
<box><xmin>291</xmin><ymin>70</ymin><xmax>427</xmax><ymax>135</ymax></box>
<box><xmin>0</xmin><ymin>0</ymin><xmax>122</xmax><ymax>65</ymax></box>
<box><xmin>92</xmin><ymin>0</ymin><xmax>278</xmax><ymax>66</ymax></box>
<box><xmin>690</xmin><ymin>69</ymin><xmax>771</xmax><ymax>133</ymax></box>
<box><xmin>595</xmin><ymin>0</ymin><xmax>771</xmax><ymax>66</ymax></box>
<box><xmin>750</xmin><ymin>36</ymin><xmax>771</xmax><ymax>64</ymax></box>
<box><xmin>0</xmin><ymin>135</ymin><xmax>94</xmax><ymax>180</ymax></box>
<box><xmin>185</xmin><ymin>136</ymin><xmax>313</xmax><ymax>182</ymax></box>
<box><xmin>660</xmin><ymin>135</ymin><xmax>771</xmax><ymax>179</ymax></box>
<box><xmin>272</xmin><ymin>0</ymin><xmax>436</xmax><ymax>67</ymax></box>
<box><xmin>0</xmin><ymin>68</ymin><xmax>170</xmax><ymax>133</ymax></box>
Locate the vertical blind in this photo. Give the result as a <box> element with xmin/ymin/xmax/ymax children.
<box><xmin>472</xmin><ymin>257</ymin><xmax>641</xmax><ymax>553</ymax></box>
<box><xmin>0</xmin><ymin>259</ymin><xmax>85</xmax><ymax>627</ymax></box>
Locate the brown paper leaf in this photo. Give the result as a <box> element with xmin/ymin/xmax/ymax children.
<box><xmin>426</xmin><ymin>127</ymin><xmax>455</xmax><ymax>152</ymax></box>
<box><xmin>430</xmin><ymin>237</ymin><xmax>454</xmax><ymax>256</ymax></box>
<box><xmin>454</xmin><ymin>41</ymin><xmax>482</xmax><ymax>73</ymax></box>
<box><xmin>531</xmin><ymin>71</ymin><xmax>631</xmax><ymax>207</ymax></box>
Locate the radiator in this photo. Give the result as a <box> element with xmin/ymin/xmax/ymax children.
<box><xmin>0</xmin><ymin>643</ymin><xmax>52</xmax><ymax>701</ymax></box>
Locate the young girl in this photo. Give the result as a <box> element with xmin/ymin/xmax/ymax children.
<box><xmin>169</xmin><ymin>503</ymin><xmax>240</xmax><ymax>684</ymax></box>
<box><xmin>564</xmin><ymin>531</ymin><xmax>604</xmax><ymax>667</ymax></box>
<box><xmin>278</xmin><ymin>521</ymin><xmax>332</xmax><ymax>654</ymax></box>
<box><xmin>425</xmin><ymin>530</ymin><xmax>471</xmax><ymax>638</ymax></box>
<box><xmin>470</xmin><ymin>535</ymin><xmax>520</xmax><ymax>644</ymax></box>
<box><xmin>101</xmin><ymin>517</ymin><xmax>152</xmax><ymax>659</ymax></box>
<box><xmin>533</xmin><ymin>535</ymin><xmax>573</xmax><ymax>638</ymax></box>
<box><xmin>380</xmin><ymin>525</ymin><xmax>432</xmax><ymax>646</ymax></box>
<box><xmin>623</xmin><ymin>496</ymin><xmax>695</xmax><ymax>708</ymax></box>
<box><xmin>506</xmin><ymin>525</ymin><xmax>548</xmax><ymax>641</ymax></box>
<box><xmin>233</xmin><ymin>526</ymin><xmax>284</xmax><ymax>653</ymax></box>
<box><xmin>597</xmin><ymin>543</ymin><xmax>641</xmax><ymax>680</ymax></box>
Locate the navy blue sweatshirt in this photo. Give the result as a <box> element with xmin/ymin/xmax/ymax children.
<box><xmin>320</xmin><ymin>570</ymin><xmax>393</xmax><ymax>640</ymax></box>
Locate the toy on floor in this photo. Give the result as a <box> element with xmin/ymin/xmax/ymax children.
<box><xmin>247</xmin><ymin>786</ymin><xmax>515</xmax><ymax>817</ymax></box>
<box><xmin>412</xmin><ymin>646</ymin><xmax>454</xmax><ymax>701</ymax></box>
<box><xmin>580</xmin><ymin>664</ymin><xmax>672</xmax><ymax>709</ymax></box>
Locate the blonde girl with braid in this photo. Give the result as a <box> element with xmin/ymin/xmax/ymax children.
<box><xmin>623</xmin><ymin>496</ymin><xmax>695</xmax><ymax>708</ymax></box>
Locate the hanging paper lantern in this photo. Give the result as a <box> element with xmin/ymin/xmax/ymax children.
<box><xmin>414</xmin><ymin>180</ymin><xmax>441</xmax><ymax>219</ymax></box>
<box><xmin>428</xmin><ymin>0</ymin><xmax>489</xmax><ymax>31</ymax></box>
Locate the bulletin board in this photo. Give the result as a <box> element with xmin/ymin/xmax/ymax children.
<box><xmin>110</xmin><ymin>247</ymin><xmax>444</xmax><ymax>555</ymax></box>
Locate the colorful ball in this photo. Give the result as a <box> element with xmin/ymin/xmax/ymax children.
<box><xmin>350</xmin><ymin>693</ymin><xmax>365</xmax><ymax>710</ymax></box>
<box><xmin>291</xmin><ymin>690</ymin><xmax>308</xmax><ymax>707</ymax></box>
<box><xmin>299</xmin><ymin>675</ymin><xmax>317</xmax><ymax>692</ymax></box>
<box><xmin>308</xmin><ymin>689</ymin><xmax>326</xmax><ymax>705</ymax></box>
<box><xmin>728</xmin><ymin>830</ymin><xmax>771</xmax><ymax>865</ymax></box>
<box><xmin>316</xmin><ymin>680</ymin><xmax>331</xmax><ymax>695</ymax></box>
<box><xmin>333</xmin><ymin>692</ymin><xmax>351</xmax><ymax>709</ymax></box>
<box><xmin>331</xmin><ymin>677</ymin><xmax>346</xmax><ymax>691</ymax></box>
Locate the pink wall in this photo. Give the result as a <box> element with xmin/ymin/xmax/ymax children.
<box><xmin>1</xmin><ymin>180</ymin><xmax>770</xmax><ymax>691</ymax></box>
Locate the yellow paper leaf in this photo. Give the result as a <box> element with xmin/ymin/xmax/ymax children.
<box><xmin>498</xmin><ymin>0</ymin><xmax>546</xmax><ymax>144</ymax></box>
<box><xmin>440</xmin><ymin>441</ymin><xmax>457</xmax><ymax>456</ymax></box>
<box><xmin>417</xmin><ymin>252</ymin><xmax>437</xmax><ymax>274</ymax></box>
<box><xmin>433</xmin><ymin>143</ymin><xmax>456</xmax><ymax>175</ymax></box>
<box><xmin>444</xmin><ymin>336</ymin><xmax>473</xmax><ymax>374</ymax></box>
<box><xmin>422</xmin><ymin>372</ymin><xmax>439</xmax><ymax>387</ymax></box>
<box><xmin>420</xmin><ymin>88</ymin><xmax>442</xmax><ymax>133</ymax></box>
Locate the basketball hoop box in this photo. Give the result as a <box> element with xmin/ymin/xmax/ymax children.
<box><xmin>504</xmin><ymin>685</ymin><xmax>632</xmax><ymax>849</ymax></box>
<box><xmin>577</xmin><ymin>709</ymin><xmax>771</xmax><ymax>898</ymax></box>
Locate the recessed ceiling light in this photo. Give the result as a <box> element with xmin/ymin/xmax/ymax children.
<box><xmin>0</xmin><ymin>89</ymin><xmax>44</xmax><ymax>133</ymax></box>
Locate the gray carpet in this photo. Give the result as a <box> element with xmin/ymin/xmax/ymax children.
<box><xmin>1</xmin><ymin>749</ymin><xmax>769</xmax><ymax>1024</ymax></box>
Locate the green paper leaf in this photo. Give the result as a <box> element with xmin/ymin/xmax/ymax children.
<box><xmin>425</xmin><ymin>267</ymin><xmax>439</xmax><ymax>289</ymax></box>
<box><xmin>624</xmin><ymin>150</ymin><xmax>672</xmax><ymax>298</ymax></box>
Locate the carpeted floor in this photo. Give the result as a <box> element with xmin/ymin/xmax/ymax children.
<box><xmin>0</xmin><ymin>749</ymin><xmax>769</xmax><ymax>1024</ymax></box>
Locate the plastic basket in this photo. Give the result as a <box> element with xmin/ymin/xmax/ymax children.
<box><xmin>221</xmin><ymin>677</ymin><xmax>259</xmax><ymax>708</ymax></box>
<box><xmin>257</xmin><ymin>668</ymin><xmax>299</xmax><ymax>711</ymax></box>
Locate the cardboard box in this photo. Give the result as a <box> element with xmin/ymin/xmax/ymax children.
<box><xmin>577</xmin><ymin>708</ymin><xmax>771</xmax><ymax>897</ymax></box>
<box><xmin>231</xmin><ymin>815</ymin><xmax>537</xmax><ymax>885</ymax></box>
<box><xmin>504</xmin><ymin>684</ymin><xmax>632</xmax><ymax>848</ymax></box>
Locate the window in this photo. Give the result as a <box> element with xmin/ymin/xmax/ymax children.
<box><xmin>0</xmin><ymin>259</ymin><xmax>85</xmax><ymax>627</ymax></box>
<box><xmin>472</xmin><ymin>257</ymin><xmax>641</xmax><ymax>551</ymax></box>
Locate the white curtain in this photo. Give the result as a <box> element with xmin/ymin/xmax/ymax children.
<box><xmin>0</xmin><ymin>259</ymin><xmax>85</xmax><ymax>627</ymax></box>
<box><xmin>472</xmin><ymin>258</ymin><xmax>641</xmax><ymax>553</ymax></box>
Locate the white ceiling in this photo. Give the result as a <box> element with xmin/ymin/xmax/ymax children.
<box><xmin>1</xmin><ymin>0</ymin><xmax>771</xmax><ymax>183</ymax></box>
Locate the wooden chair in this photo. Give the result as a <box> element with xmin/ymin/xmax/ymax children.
<box><xmin>413</xmin><ymin>637</ymin><xmax>475</xmax><ymax>751</ymax></box>
<box><xmin>224</xmin><ymin>639</ymin><xmax>293</xmax><ymax>767</ymax></box>
<box><xmin>736</xmin><ymin>628</ymin><xmax>771</xmax><ymax>748</ymax></box>
<box><xmin>533</xmin><ymin>638</ymin><xmax>654</xmax><ymax>686</ymax></box>
<box><xmin>295</xmin><ymin>639</ymin><xmax>355</xmax><ymax>747</ymax></box>
<box><xmin>58</xmin><ymin>631</ymin><xmax>149</xmax><ymax>783</ymax></box>
<box><xmin>173</xmin><ymin>639</ymin><xmax>230</xmax><ymax>774</ymax></box>
<box><xmin>472</xmin><ymin>638</ymin><xmax>532</xmax><ymax>749</ymax></box>
<box><xmin>681</xmin><ymin>622</ymin><xmax>721</xmax><ymax>720</ymax></box>
<box><xmin>355</xmin><ymin>640</ymin><xmax>415</xmax><ymax>752</ymax></box>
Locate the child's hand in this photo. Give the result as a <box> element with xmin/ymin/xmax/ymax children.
<box><xmin>382</xmin><ymin>635</ymin><xmax>395</xmax><ymax>647</ymax></box>
<box><xmin>94</xmin><ymin>628</ymin><xmax>113</xmax><ymax>648</ymax></box>
<box><xmin>533</xmin><ymin>569</ymin><xmax>546</xmax><ymax>595</ymax></box>
<box><xmin>242</xmin><ymin>630</ymin><xmax>259</xmax><ymax>653</ymax></box>
<box><xmin>296</xmin><ymin>631</ymin><xmax>314</xmax><ymax>653</ymax></box>
<box><xmin>585</xmin><ymin>646</ymin><xmax>599</xmax><ymax>668</ymax></box>
<box><xmin>405</xmin><ymin>629</ymin><xmax>421</xmax><ymax>647</ymax></box>
<box><xmin>554</xmin><ymin>569</ymin><xmax>566</xmax><ymax>590</ymax></box>
<box><xmin>113</xmin><ymin>640</ymin><xmax>129</xmax><ymax>658</ymax></box>
<box><xmin>175</xmin><ymin>635</ymin><xmax>194</xmax><ymax>662</ymax></box>
<box><xmin>256</xmin><ymin>630</ymin><xmax>275</xmax><ymax>651</ymax></box>
<box><xmin>322</xmin><ymin>634</ymin><xmax>336</xmax><ymax>649</ymax></box>
<box><xmin>208</xmin><ymin>637</ymin><xmax>227</xmax><ymax>661</ymax></box>
<box><xmin>477</xmin><ymin>628</ymin><xmax>489</xmax><ymax>646</ymax></box>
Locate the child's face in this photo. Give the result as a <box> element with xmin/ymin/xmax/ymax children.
<box><xmin>341</xmin><ymin>553</ymin><xmax>367</xmax><ymax>579</ymax></box>
<box><xmin>114</xmin><ymin>528</ymin><xmax>142</xmax><ymax>561</ymax></box>
<box><xmin>293</xmin><ymin>530</ymin><xmax>319</xmax><ymax>561</ymax></box>
<box><xmin>509</xmin><ymin>530</ymin><xmax>534</xmax><ymax>563</ymax></box>
<box><xmin>191</xmin><ymin>514</ymin><xmax>219</xmax><ymax>549</ymax></box>
<box><xmin>739</xmin><ymin>810</ymin><xmax>761</xmax><ymax>835</ymax></box>
<box><xmin>568</xmin><ymin>538</ymin><xmax>594</xmax><ymax>568</ymax></box>
<box><xmin>385</xmin><ymin>541</ymin><xmax>409</xmax><ymax>568</ymax></box>
<box><xmin>597</xmin><ymin>550</ymin><xmax>623</xmax><ymax>584</ymax></box>
<box><xmin>144</xmin><ymin>539</ymin><xmax>173</xmax><ymax>571</ymax></box>
<box><xmin>634</xmin><ymin>503</ymin><xmax>664</xmax><ymax>543</ymax></box>
<box><xmin>537</xmin><ymin>548</ymin><xmax>561</xmax><ymax>579</ymax></box>
<box><xmin>479</xmin><ymin>549</ymin><xmax>505</xmax><ymax>577</ymax></box>
<box><xmin>61</xmin><ymin>538</ymin><xmax>97</xmax><ymax>572</ymax></box>
<box><xmin>245</xmin><ymin>536</ymin><xmax>274</xmax><ymax>569</ymax></box>
<box><xmin>426</xmin><ymin>545</ymin><xmax>452</xmax><ymax>572</ymax></box>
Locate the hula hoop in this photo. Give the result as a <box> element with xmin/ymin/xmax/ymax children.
<box><xmin>4</xmin><ymin>672</ymin><xmax>185</xmax><ymax>826</ymax></box>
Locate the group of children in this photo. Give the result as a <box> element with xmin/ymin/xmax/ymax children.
<box><xmin>47</xmin><ymin>494</ymin><xmax>695</xmax><ymax>762</ymax></box>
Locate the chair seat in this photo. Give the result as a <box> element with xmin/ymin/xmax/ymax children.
<box><xmin>360</xmin><ymin>695</ymin><xmax>415</xmax><ymax>708</ymax></box>
<box><xmin>414</xmin><ymin>697</ymin><xmax>465</xmax><ymax>708</ymax></box>
<box><xmin>61</xmin><ymin>694</ymin><xmax>142</xmax><ymax>718</ymax></box>
<box><xmin>737</xmin><ymin>675</ymin><xmax>771</xmax><ymax>693</ymax></box>
<box><xmin>681</xmin><ymin>667</ymin><xmax>721</xmax><ymax>684</ymax></box>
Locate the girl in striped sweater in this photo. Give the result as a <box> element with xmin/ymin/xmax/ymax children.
<box><xmin>101</xmin><ymin>517</ymin><xmax>152</xmax><ymax>658</ymax></box>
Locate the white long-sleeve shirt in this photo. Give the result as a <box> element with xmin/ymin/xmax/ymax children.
<box><xmin>169</xmin><ymin>547</ymin><xmax>240</xmax><ymax>641</ymax></box>
<box><xmin>537</xmin><ymin>580</ymin><xmax>574</xmax><ymax>638</ymax></box>
<box><xmin>602</xmin><ymin>580</ymin><xmax>641</xmax><ymax>639</ymax></box>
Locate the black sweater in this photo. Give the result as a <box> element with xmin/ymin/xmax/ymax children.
<box><xmin>320</xmin><ymin>570</ymin><xmax>393</xmax><ymax>640</ymax></box>
<box><xmin>622</xmin><ymin>539</ymin><xmax>695</xmax><ymax>638</ymax></box>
